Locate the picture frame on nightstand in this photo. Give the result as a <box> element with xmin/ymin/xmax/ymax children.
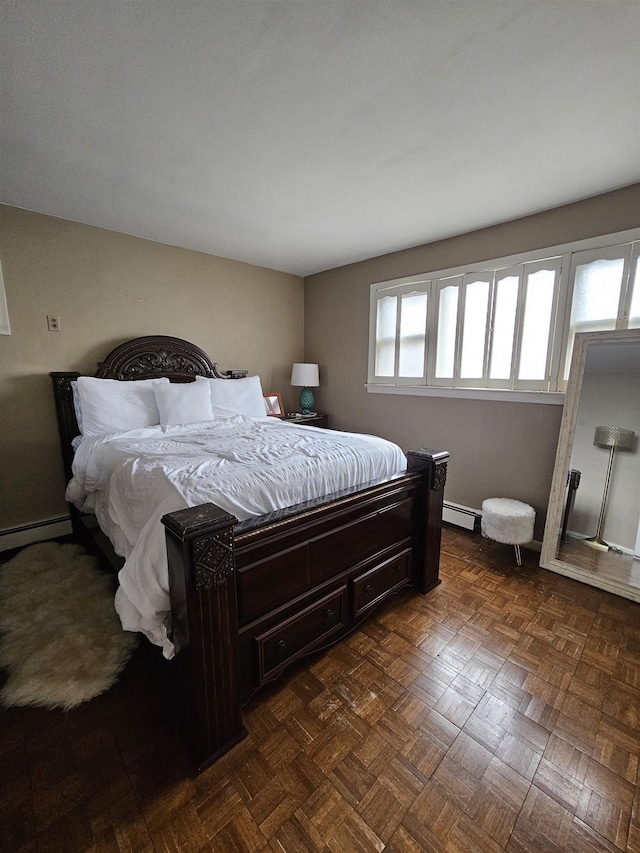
<box><xmin>263</xmin><ymin>392</ymin><xmax>285</xmax><ymax>417</ymax></box>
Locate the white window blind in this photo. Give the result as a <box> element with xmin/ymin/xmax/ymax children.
<box><xmin>562</xmin><ymin>244</ymin><xmax>634</xmax><ymax>379</ymax></box>
<box><xmin>374</xmin><ymin>294</ymin><xmax>397</xmax><ymax>377</ymax></box>
<box><xmin>398</xmin><ymin>290</ymin><xmax>428</xmax><ymax>379</ymax></box>
<box><xmin>489</xmin><ymin>271</ymin><xmax>518</xmax><ymax>381</ymax></box>
<box><xmin>369</xmin><ymin>231</ymin><xmax>640</xmax><ymax>395</ymax></box>
<box><xmin>517</xmin><ymin>260</ymin><xmax>560</xmax><ymax>388</ymax></box>
<box><xmin>434</xmin><ymin>279</ymin><xmax>459</xmax><ymax>381</ymax></box>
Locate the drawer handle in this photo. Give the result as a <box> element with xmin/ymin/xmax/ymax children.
<box><xmin>275</xmin><ymin>639</ymin><xmax>287</xmax><ymax>656</ymax></box>
<box><xmin>324</xmin><ymin>608</ymin><xmax>336</xmax><ymax>623</ymax></box>
<box><xmin>364</xmin><ymin>584</ymin><xmax>372</xmax><ymax>597</ymax></box>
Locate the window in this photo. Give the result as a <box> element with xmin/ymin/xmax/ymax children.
<box><xmin>368</xmin><ymin>231</ymin><xmax>640</xmax><ymax>396</ymax></box>
<box><xmin>563</xmin><ymin>243</ymin><xmax>637</xmax><ymax>378</ymax></box>
<box><xmin>371</xmin><ymin>280</ymin><xmax>430</xmax><ymax>385</ymax></box>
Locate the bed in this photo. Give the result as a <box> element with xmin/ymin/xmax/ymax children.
<box><xmin>51</xmin><ymin>335</ymin><xmax>448</xmax><ymax>772</ymax></box>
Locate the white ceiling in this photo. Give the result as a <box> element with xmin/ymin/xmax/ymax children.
<box><xmin>1</xmin><ymin>1</ymin><xmax>639</xmax><ymax>277</ymax></box>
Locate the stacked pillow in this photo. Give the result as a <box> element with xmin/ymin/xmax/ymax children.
<box><xmin>152</xmin><ymin>379</ymin><xmax>213</xmax><ymax>425</ymax></box>
<box><xmin>73</xmin><ymin>376</ymin><xmax>168</xmax><ymax>436</ymax></box>
<box><xmin>195</xmin><ymin>375</ymin><xmax>266</xmax><ymax>419</ymax></box>
<box><xmin>72</xmin><ymin>374</ymin><xmax>266</xmax><ymax>434</ymax></box>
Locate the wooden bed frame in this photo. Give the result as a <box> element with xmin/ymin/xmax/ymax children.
<box><xmin>51</xmin><ymin>335</ymin><xmax>448</xmax><ymax>772</ymax></box>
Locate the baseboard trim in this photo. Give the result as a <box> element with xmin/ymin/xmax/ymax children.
<box><xmin>0</xmin><ymin>517</ymin><xmax>73</xmax><ymax>552</ymax></box>
<box><xmin>443</xmin><ymin>501</ymin><xmax>481</xmax><ymax>532</ymax></box>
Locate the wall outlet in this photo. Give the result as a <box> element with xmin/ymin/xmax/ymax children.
<box><xmin>47</xmin><ymin>314</ymin><xmax>61</xmax><ymax>331</ymax></box>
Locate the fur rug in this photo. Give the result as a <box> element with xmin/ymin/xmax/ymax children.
<box><xmin>0</xmin><ymin>541</ymin><xmax>137</xmax><ymax>710</ymax></box>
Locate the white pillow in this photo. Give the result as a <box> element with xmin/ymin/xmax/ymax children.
<box><xmin>153</xmin><ymin>379</ymin><xmax>213</xmax><ymax>426</ymax></box>
<box><xmin>74</xmin><ymin>376</ymin><xmax>168</xmax><ymax>435</ymax></box>
<box><xmin>196</xmin><ymin>374</ymin><xmax>266</xmax><ymax>418</ymax></box>
<box><xmin>71</xmin><ymin>381</ymin><xmax>84</xmax><ymax>433</ymax></box>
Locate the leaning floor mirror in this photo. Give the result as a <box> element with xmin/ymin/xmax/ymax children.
<box><xmin>541</xmin><ymin>328</ymin><xmax>640</xmax><ymax>601</ymax></box>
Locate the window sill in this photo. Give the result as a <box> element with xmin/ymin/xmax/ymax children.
<box><xmin>365</xmin><ymin>384</ymin><xmax>565</xmax><ymax>405</ymax></box>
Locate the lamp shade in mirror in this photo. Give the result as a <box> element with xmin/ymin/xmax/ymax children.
<box><xmin>593</xmin><ymin>426</ymin><xmax>635</xmax><ymax>451</ymax></box>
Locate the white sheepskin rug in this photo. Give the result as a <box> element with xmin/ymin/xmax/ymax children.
<box><xmin>0</xmin><ymin>541</ymin><xmax>137</xmax><ymax>710</ymax></box>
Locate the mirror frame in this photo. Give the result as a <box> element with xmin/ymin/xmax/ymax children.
<box><xmin>541</xmin><ymin>328</ymin><xmax>640</xmax><ymax>601</ymax></box>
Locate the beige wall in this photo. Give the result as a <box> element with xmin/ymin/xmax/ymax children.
<box><xmin>0</xmin><ymin>205</ymin><xmax>304</xmax><ymax>533</ymax></box>
<box><xmin>304</xmin><ymin>184</ymin><xmax>640</xmax><ymax>539</ymax></box>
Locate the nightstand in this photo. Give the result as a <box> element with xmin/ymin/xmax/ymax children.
<box><xmin>284</xmin><ymin>413</ymin><xmax>329</xmax><ymax>429</ymax></box>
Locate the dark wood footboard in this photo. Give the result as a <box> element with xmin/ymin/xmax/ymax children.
<box><xmin>162</xmin><ymin>448</ymin><xmax>448</xmax><ymax>773</ymax></box>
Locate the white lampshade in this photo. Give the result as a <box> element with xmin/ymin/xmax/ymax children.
<box><xmin>291</xmin><ymin>363</ymin><xmax>319</xmax><ymax>387</ymax></box>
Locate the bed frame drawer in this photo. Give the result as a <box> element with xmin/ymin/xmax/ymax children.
<box><xmin>309</xmin><ymin>497</ymin><xmax>413</xmax><ymax>584</ymax></box>
<box><xmin>255</xmin><ymin>586</ymin><xmax>347</xmax><ymax>683</ymax></box>
<box><xmin>352</xmin><ymin>549</ymin><xmax>411</xmax><ymax>618</ymax></box>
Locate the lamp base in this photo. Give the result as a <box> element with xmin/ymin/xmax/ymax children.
<box><xmin>298</xmin><ymin>387</ymin><xmax>315</xmax><ymax>415</ymax></box>
<box><xmin>583</xmin><ymin>535</ymin><xmax>610</xmax><ymax>551</ymax></box>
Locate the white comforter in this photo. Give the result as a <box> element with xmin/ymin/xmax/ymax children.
<box><xmin>66</xmin><ymin>416</ymin><xmax>406</xmax><ymax>656</ymax></box>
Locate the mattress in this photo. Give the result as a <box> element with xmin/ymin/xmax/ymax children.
<box><xmin>66</xmin><ymin>415</ymin><xmax>406</xmax><ymax>656</ymax></box>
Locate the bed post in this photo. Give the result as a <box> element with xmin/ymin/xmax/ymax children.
<box><xmin>162</xmin><ymin>504</ymin><xmax>247</xmax><ymax>772</ymax></box>
<box><xmin>406</xmin><ymin>448</ymin><xmax>449</xmax><ymax>594</ymax></box>
<box><xmin>50</xmin><ymin>372</ymin><xmax>85</xmax><ymax>538</ymax></box>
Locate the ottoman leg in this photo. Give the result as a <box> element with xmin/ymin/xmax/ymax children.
<box><xmin>514</xmin><ymin>544</ymin><xmax>522</xmax><ymax>567</ymax></box>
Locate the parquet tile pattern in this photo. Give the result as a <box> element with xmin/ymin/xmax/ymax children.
<box><xmin>2</xmin><ymin>526</ymin><xmax>639</xmax><ymax>852</ymax></box>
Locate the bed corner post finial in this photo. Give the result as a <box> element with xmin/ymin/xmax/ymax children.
<box><xmin>406</xmin><ymin>447</ymin><xmax>449</xmax><ymax>489</ymax></box>
<box><xmin>406</xmin><ymin>448</ymin><xmax>449</xmax><ymax>594</ymax></box>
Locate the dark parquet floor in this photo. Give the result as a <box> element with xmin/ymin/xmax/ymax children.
<box><xmin>2</xmin><ymin>526</ymin><xmax>640</xmax><ymax>852</ymax></box>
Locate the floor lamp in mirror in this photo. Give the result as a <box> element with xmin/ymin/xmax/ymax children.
<box><xmin>584</xmin><ymin>425</ymin><xmax>636</xmax><ymax>550</ymax></box>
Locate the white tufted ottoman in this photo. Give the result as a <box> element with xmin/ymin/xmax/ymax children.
<box><xmin>481</xmin><ymin>498</ymin><xmax>535</xmax><ymax>566</ymax></box>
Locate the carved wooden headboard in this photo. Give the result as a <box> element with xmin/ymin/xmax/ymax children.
<box><xmin>95</xmin><ymin>335</ymin><xmax>229</xmax><ymax>380</ymax></box>
<box><xmin>51</xmin><ymin>335</ymin><xmax>247</xmax><ymax>483</ymax></box>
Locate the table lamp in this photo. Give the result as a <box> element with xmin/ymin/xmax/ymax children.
<box><xmin>291</xmin><ymin>363</ymin><xmax>319</xmax><ymax>414</ymax></box>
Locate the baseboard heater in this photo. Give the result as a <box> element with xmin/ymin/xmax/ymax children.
<box><xmin>442</xmin><ymin>501</ymin><xmax>481</xmax><ymax>532</ymax></box>
<box><xmin>0</xmin><ymin>516</ymin><xmax>73</xmax><ymax>551</ymax></box>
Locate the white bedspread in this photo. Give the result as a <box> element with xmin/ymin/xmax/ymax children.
<box><xmin>66</xmin><ymin>416</ymin><xmax>406</xmax><ymax>656</ymax></box>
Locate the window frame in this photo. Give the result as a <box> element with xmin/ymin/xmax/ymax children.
<box><xmin>369</xmin><ymin>276</ymin><xmax>432</xmax><ymax>385</ymax></box>
<box><xmin>513</xmin><ymin>256</ymin><xmax>563</xmax><ymax>392</ymax></box>
<box><xmin>486</xmin><ymin>264</ymin><xmax>522</xmax><ymax>389</ymax></box>
<box><xmin>368</xmin><ymin>227</ymin><xmax>640</xmax><ymax>399</ymax></box>
<box><xmin>396</xmin><ymin>283</ymin><xmax>430</xmax><ymax>384</ymax></box>
<box><xmin>557</xmin><ymin>242</ymin><xmax>636</xmax><ymax>386</ymax></box>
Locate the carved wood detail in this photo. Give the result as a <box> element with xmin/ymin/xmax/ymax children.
<box><xmin>432</xmin><ymin>460</ymin><xmax>448</xmax><ymax>492</ymax></box>
<box><xmin>51</xmin><ymin>373</ymin><xmax>76</xmax><ymax>400</ymax></box>
<box><xmin>193</xmin><ymin>530</ymin><xmax>235</xmax><ymax>589</ymax></box>
<box><xmin>95</xmin><ymin>335</ymin><xmax>240</xmax><ymax>381</ymax></box>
